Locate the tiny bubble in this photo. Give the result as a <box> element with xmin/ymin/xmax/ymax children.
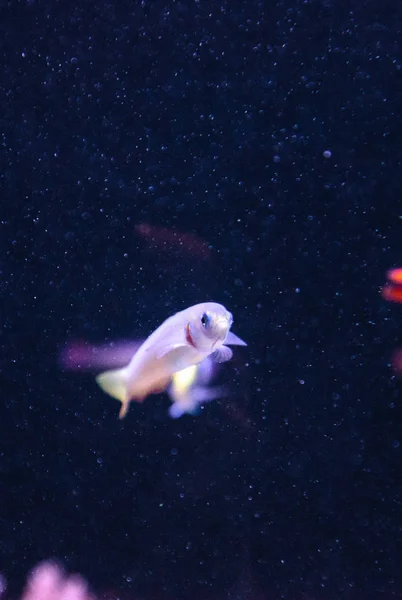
<box><xmin>323</xmin><ymin>150</ymin><xmax>332</xmax><ymax>158</ymax></box>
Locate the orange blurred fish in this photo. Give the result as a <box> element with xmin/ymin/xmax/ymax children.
<box><xmin>382</xmin><ymin>268</ymin><xmax>402</xmax><ymax>303</ymax></box>
<box><xmin>382</xmin><ymin>268</ymin><xmax>402</xmax><ymax>378</ymax></box>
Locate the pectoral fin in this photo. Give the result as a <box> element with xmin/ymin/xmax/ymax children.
<box><xmin>225</xmin><ymin>331</ymin><xmax>247</xmax><ymax>346</ymax></box>
<box><xmin>211</xmin><ymin>346</ymin><xmax>233</xmax><ymax>363</ymax></box>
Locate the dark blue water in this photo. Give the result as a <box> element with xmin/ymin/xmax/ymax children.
<box><xmin>1</xmin><ymin>0</ymin><xmax>402</xmax><ymax>598</ymax></box>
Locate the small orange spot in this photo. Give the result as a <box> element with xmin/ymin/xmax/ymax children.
<box><xmin>387</xmin><ymin>268</ymin><xmax>402</xmax><ymax>285</ymax></box>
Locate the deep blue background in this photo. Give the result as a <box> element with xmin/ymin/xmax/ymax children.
<box><xmin>1</xmin><ymin>0</ymin><xmax>402</xmax><ymax>598</ymax></box>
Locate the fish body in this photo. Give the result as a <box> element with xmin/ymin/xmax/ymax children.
<box><xmin>96</xmin><ymin>302</ymin><xmax>246</xmax><ymax>418</ymax></box>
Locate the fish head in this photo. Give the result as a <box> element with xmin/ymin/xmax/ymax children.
<box><xmin>186</xmin><ymin>303</ymin><xmax>233</xmax><ymax>353</ymax></box>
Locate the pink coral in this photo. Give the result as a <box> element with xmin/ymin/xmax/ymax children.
<box><xmin>5</xmin><ymin>562</ymin><xmax>95</xmax><ymax>600</ymax></box>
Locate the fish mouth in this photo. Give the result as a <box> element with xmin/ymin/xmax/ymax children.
<box><xmin>216</xmin><ymin>318</ymin><xmax>230</xmax><ymax>335</ymax></box>
<box><xmin>211</xmin><ymin>318</ymin><xmax>230</xmax><ymax>349</ymax></box>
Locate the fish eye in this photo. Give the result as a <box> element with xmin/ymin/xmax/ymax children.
<box><xmin>200</xmin><ymin>312</ymin><xmax>210</xmax><ymax>328</ymax></box>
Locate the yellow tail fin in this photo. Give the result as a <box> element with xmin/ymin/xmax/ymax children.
<box><xmin>96</xmin><ymin>368</ymin><xmax>130</xmax><ymax>419</ymax></box>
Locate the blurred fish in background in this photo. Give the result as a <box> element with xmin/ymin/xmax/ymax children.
<box><xmin>135</xmin><ymin>223</ymin><xmax>212</xmax><ymax>262</ymax></box>
<box><xmin>168</xmin><ymin>357</ymin><xmax>226</xmax><ymax>419</ymax></box>
<box><xmin>382</xmin><ymin>268</ymin><xmax>402</xmax><ymax>377</ymax></box>
<box><xmin>381</xmin><ymin>268</ymin><xmax>402</xmax><ymax>304</ymax></box>
<box><xmin>59</xmin><ymin>339</ymin><xmax>140</xmax><ymax>372</ymax></box>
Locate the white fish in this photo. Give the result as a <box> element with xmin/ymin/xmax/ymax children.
<box><xmin>96</xmin><ymin>302</ymin><xmax>246</xmax><ymax>418</ymax></box>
